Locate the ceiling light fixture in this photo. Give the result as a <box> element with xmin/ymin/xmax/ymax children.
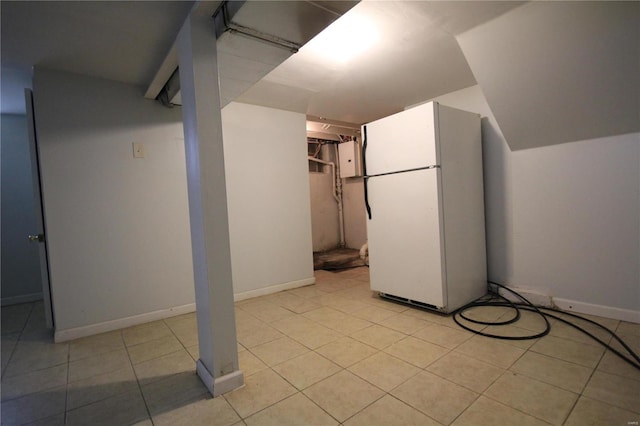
<box><xmin>304</xmin><ymin>10</ymin><xmax>380</xmax><ymax>63</ymax></box>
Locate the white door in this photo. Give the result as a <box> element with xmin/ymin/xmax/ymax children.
<box><xmin>363</xmin><ymin>102</ymin><xmax>438</xmax><ymax>175</ymax></box>
<box><xmin>366</xmin><ymin>168</ymin><xmax>446</xmax><ymax>307</ymax></box>
<box><xmin>25</xmin><ymin>89</ymin><xmax>54</xmax><ymax>328</ymax></box>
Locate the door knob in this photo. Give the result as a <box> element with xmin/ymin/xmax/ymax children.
<box><xmin>28</xmin><ymin>234</ymin><xmax>44</xmax><ymax>242</ymax></box>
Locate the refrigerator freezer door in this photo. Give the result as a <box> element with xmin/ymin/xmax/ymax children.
<box><xmin>364</xmin><ymin>102</ymin><xmax>438</xmax><ymax>176</ymax></box>
<box><xmin>366</xmin><ymin>168</ymin><xmax>446</xmax><ymax>307</ymax></box>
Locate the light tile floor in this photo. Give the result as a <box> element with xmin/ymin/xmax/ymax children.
<box><xmin>1</xmin><ymin>267</ymin><xmax>639</xmax><ymax>425</ymax></box>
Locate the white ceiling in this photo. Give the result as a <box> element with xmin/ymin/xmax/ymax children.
<box><xmin>1</xmin><ymin>0</ymin><xmax>195</xmax><ymax>85</ymax></box>
<box><xmin>2</xmin><ymin>1</ymin><xmax>636</xmax><ymax>149</ymax></box>
<box><xmin>0</xmin><ymin>0</ymin><xmax>521</xmax><ymax>122</ymax></box>
<box><xmin>237</xmin><ymin>1</ymin><xmax>524</xmax><ymax>124</ymax></box>
<box><xmin>0</xmin><ymin>0</ymin><xmax>195</xmax><ymax>113</ymax></box>
<box><xmin>211</xmin><ymin>1</ymin><xmax>357</xmax><ymax>107</ymax></box>
<box><xmin>458</xmin><ymin>1</ymin><xmax>640</xmax><ymax>150</ymax></box>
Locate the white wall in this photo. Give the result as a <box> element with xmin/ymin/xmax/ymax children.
<box><xmin>1</xmin><ymin>114</ymin><xmax>43</xmax><ymax>304</ymax></box>
<box><xmin>33</xmin><ymin>68</ymin><xmax>194</xmax><ymax>335</ymax></box>
<box><xmin>221</xmin><ymin>102</ymin><xmax>314</xmax><ymax>298</ymax></box>
<box><xmin>309</xmin><ymin>143</ymin><xmax>340</xmax><ymax>252</ymax></box>
<box><xmin>0</xmin><ymin>66</ymin><xmax>32</xmax><ymax>114</ymax></box>
<box><xmin>309</xmin><ymin>171</ymin><xmax>340</xmax><ymax>252</ymax></box>
<box><xmin>511</xmin><ymin>133</ymin><xmax>639</xmax><ymax>309</ymax></box>
<box><xmin>342</xmin><ymin>177</ymin><xmax>367</xmax><ymax>250</ymax></box>
<box><xmin>432</xmin><ymin>85</ymin><xmax>640</xmax><ymax>319</ymax></box>
<box><xmin>308</xmin><ymin>141</ymin><xmax>367</xmax><ymax>252</ymax></box>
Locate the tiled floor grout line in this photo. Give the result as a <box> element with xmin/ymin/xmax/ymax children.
<box><xmin>2</xmin><ymin>272</ymin><xmax>638</xmax><ymax>425</ymax></box>
<box><xmin>481</xmin><ymin>348</ymin><xmax>567</xmax><ymax>426</ymax></box>
<box><xmin>561</xmin><ymin>396</ymin><xmax>582</xmax><ymax>426</ymax></box>
<box><xmin>64</xmin><ymin>334</ymin><xmax>71</xmax><ymax>426</ymax></box>
<box><xmin>0</xmin><ymin>303</ymin><xmax>34</xmax><ymax>382</ymax></box>
<box><xmin>242</xmin><ymin>302</ymin><xmax>463</xmax><ymax>425</ymax></box>
<box><xmin>240</xmin><ymin>281</ymin><xmax>610</xmax><ymax>426</ymax></box>
<box><xmin>145</xmin><ymin>305</ymin><xmax>610</xmax><ymax>423</ymax></box>
<box><xmin>447</xmin><ymin>390</ymin><xmax>484</xmax><ymax>426</ymax></box>
<box><xmin>162</xmin><ymin>317</ymin><xmax>197</xmax><ymax>363</ymax></box>
<box><xmin>239</xmin><ymin>302</ymin><xmax>388</xmax><ymax>424</ymax></box>
<box><xmin>260</xmin><ymin>363</ymin><xmax>343</xmax><ymax>424</ymax></box>
<box><xmin>339</xmin><ymin>389</ymin><xmax>388</xmax><ymax>425</ymax></box>
<box><xmin>221</xmin><ymin>391</ymin><xmax>245</xmax><ymax>424</ymax></box>
<box><xmin>350</xmin><ymin>345</ymin><xmax>439</xmax><ymax>423</ymax></box>
<box><xmin>121</xmin><ymin>330</ymin><xmax>156</xmax><ymax>425</ymax></box>
<box><xmin>480</xmin><ymin>335</ymin><xmax>594</xmax><ymax>426</ymax></box>
<box><xmin>479</xmin><ymin>392</ymin><xmax>554</xmax><ymax>425</ymax></box>
<box><xmin>560</xmin><ymin>346</ymin><xmax>608</xmax><ymax>425</ymax></box>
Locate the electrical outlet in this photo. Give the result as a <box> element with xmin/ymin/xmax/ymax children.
<box><xmin>132</xmin><ymin>142</ymin><xmax>145</xmax><ymax>158</ymax></box>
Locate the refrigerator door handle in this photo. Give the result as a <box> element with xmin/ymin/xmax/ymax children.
<box><xmin>362</xmin><ymin>126</ymin><xmax>372</xmax><ymax>219</ymax></box>
<box><xmin>364</xmin><ymin>176</ymin><xmax>372</xmax><ymax>220</ymax></box>
<box><xmin>367</xmin><ymin>165</ymin><xmax>440</xmax><ymax>179</ymax></box>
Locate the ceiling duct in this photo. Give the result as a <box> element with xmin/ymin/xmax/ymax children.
<box><xmin>213</xmin><ymin>1</ymin><xmax>302</xmax><ymax>53</ymax></box>
<box><xmin>306</xmin><ymin>115</ymin><xmax>360</xmax><ymax>140</ymax></box>
<box><xmin>157</xmin><ymin>67</ymin><xmax>180</xmax><ymax>107</ymax></box>
<box><xmin>149</xmin><ymin>1</ymin><xmax>358</xmax><ymax>108</ymax></box>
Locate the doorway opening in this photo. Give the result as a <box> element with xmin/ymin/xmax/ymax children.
<box><xmin>306</xmin><ymin>116</ymin><xmax>368</xmax><ymax>272</ymax></box>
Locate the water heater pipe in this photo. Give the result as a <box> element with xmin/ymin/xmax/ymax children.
<box><xmin>334</xmin><ymin>144</ymin><xmax>345</xmax><ymax>249</ymax></box>
<box><xmin>308</xmin><ymin>156</ymin><xmax>345</xmax><ymax>248</ymax></box>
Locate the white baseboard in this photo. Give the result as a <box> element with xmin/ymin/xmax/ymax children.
<box><xmin>233</xmin><ymin>277</ymin><xmax>316</xmax><ymax>302</ymax></box>
<box><xmin>54</xmin><ymin>303</ymin><xmax>196</xmax><ymax>342</ymax></box>
<box><xmin>553</xmin><ymin>298</ymin><xmax>640</xmax><ymax>324</ymax></box>
<box><xmin>196</xmin><ymin>360</ymin><xmax>244</xmax><ymax>396</ymax></box>
<box><xmin>1</xmin><ymin>292</ymin><xmax>43</xmax><ymax>306</ymax></box>
<box><xmin>494</xmin><ymin>285</ymin><xmax>554</xmax><ymax>307</ymax></box>
<box><xmin>491</xmin><ymin>284</ymin><xmax>639</xmax><ymax>324</ymax></box>
<box><xmin>54</xmin><ymin>277</ymin><xmax>318</xmax><ymax>342</ymax></box>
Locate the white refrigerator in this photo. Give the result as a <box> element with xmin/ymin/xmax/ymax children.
<box><xmin>363</xmin><ymin>101</ymin><xmax>487</xmax><ymax>313</ymax></box>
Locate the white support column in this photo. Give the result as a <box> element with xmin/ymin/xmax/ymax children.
<box><xmin>177</xmin><ymin>9</ymin><xmax>244</xmax><ymax>396</ymax></box>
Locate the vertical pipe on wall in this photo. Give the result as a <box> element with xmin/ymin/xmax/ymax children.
<box><xmin>334</xmin><ymin>144</ymin><xmax>345</xmax><ymax>248</ymax></box>
<box><xmin>308</xmin><ymin>156</ymin><xmax>345</xmax><ymax>247</ymax></box>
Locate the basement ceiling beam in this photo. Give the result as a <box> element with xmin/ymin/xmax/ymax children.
<box><xmin>145</xmin><ymin>1</ymin><xmax>222</xmax><ymax>100</ymax></box>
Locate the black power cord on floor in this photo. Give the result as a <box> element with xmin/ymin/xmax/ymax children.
<box><xmin>452</xmin><ymin>281</ymin><xmax>640</xmax><ymax>371</ymax></box>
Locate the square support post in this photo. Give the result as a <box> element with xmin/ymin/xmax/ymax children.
<box><xmin>177</xmin><ymin>9</ymin><xmax>243</xmax><ymax>396</ymax></box>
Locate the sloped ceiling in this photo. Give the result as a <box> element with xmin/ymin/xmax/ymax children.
<box><xmin>2</xmin><ymin>1</ymin><xmax>635</xmax><ymax>151</ymax></box>
<box><xmin>213</xmin><ymin>1</ymin><xmax>357</xmax><ymax>107</ymax></box>
<box><xmin>1</xmin><ymin>0</ymin><xmax>356</xmax><ymax>114</ymax></box>
<box><xmin>236</xmin><ymin>1</ymin><xmax>524</xmax><ymax>124</ymax></box>
<box><xmin>150</xmin><ymin>1</ymin><xmax>359</xmax><ymax>107</ymax></box>
<box><xmin>457</xmin><ymin>1</ymin><xmax>640</xmax><ymax>150</ymax></box>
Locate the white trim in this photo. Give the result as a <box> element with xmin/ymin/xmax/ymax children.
<box><xmin>196</xmin><ymin>360</ymin><xmax>244</xmax><ymax>396</ymax></box>
<box><xmin>53</xmin><ymin>277</ymin><xmax>316</xmax><ymax>341</ymax></box>
<box><xmin>1</xmin><ymin>292</ymin><xmax>43</xmax><ymax>306</ymax></box>
<box><xmin>144</xmin><ymin>43</ymin><xmax>177</xmax><ymax>100</ymax></box>
<box><xmin>553</xmin><ymin>298</ymin><xmax>640</xmax><ymax>324</ymax></box>
<box><xmin>54</xmin><ymin>303</ymin><xmax>196</xmax><ymax>342</ymax></box>
<box><xmin>492</xmin><ymin>285</ymin><xmax>640</xmax><ymax>323</ymax></box>
<box><xmin>144</xmin><ymin>3</ymin><xmax>219</xmax><ymax>100</ymax></box>
<box><xmin>214</xmin><ymin>369</ymin><xmax>244</xmax><ymax>395</ymax></box>
<box><xmin>495</xmin><ymin>286</ymin><xmax>553</xmax><ymax>307</ymax></box>
<box><xmin>233</xmin><ymin>277</ymin><xmax>316</xmax><ymax>302</ymax></box>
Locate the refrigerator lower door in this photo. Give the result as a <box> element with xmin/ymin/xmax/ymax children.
<box><xmin>366</xmin><ymin>168</ymin><xmax>446</xmax><ymax>308</ymax></box>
